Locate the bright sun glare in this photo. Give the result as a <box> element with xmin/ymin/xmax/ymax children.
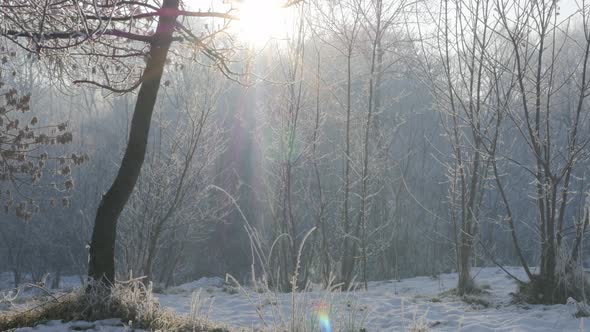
<box><xmin>233</xmin><ymin>0</ymin><xmax>291</xmax><ymax>47</ymax></box>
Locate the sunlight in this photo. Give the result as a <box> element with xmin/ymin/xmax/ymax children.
<box><xmin>233</xmin><ymin>0</ymin><xmax>291</xmax><ymax>48</ymax></box>
<box><xmin>6</xmin><ymin>0</ymin><xmax>590</xmax><ymax>331</ymax></box>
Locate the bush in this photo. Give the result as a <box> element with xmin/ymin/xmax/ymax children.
<box><xmin>408</xmin><ymin>312</ymin><xmax>434</xmax><ymax>332</ymax></box>
<box><xmin>461</xmin><ymin>294</ymin><xmax>491</xmax><ymax>309</ymax></box>
<box><xmin>0</xmin><ymin>279</ymin><xmax>234</xmax><ymax>331</ymax></box>
<box><xmin>514</xmin><ymin>274</ymin><xmax>590</xmax><ymax>305</ymax></box>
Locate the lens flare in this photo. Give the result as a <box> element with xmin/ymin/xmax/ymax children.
<box><xmin>314</xmin><ymin>301</ymin><xmax>332</xmax><ymax>332</ymax></box>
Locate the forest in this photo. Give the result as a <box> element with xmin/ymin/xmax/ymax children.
<box><xmin>1</xmin><ymin>0</ymin><xmax>590</xmax><ymax>331</ymax></box>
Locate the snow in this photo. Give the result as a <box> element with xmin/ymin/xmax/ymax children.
<box><xmin>13</xmin><ymin>318</ymin><xmax>143</xmax><ymax>332</ymax></box>
<box><xmin>156</xmin><ymin>267</ymin><xmax>589</xmax><ymax>331</ymax></box>
<box><xmin>0</xmin><ymin>273</ymin><xmax>84</xmax><ymax>315</ymax></box>
<box><xmin>2</xmin><ymin>267</ymin><xmax>589</xmax><ymax>331</ymax></box>
<box><xmin>0</xmin><ymin>273</ymin><xmax>83</xmax><ymax>291</ymax></box>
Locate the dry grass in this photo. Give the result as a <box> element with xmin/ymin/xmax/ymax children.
<box><xmin>0</xmin><ymin>279</ymin><xmax>237</xmax><ymax>332</ymax></box>
<box><xmin>408</xmin><ymin>321</ymin><xmax>432</xmax><ymax>332</ymax></box>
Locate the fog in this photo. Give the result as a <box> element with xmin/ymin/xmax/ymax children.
<box><xmin>1</xmin><ymin>0</ymin><xmax>590</xmax><ymax>330</ymax></box>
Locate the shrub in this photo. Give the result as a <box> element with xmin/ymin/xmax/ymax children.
<box><xmin>0</xmin><ymin>279</ymin><xmax>233</xmax><ymax>332</ymax></box>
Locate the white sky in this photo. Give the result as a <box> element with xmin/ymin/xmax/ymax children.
<box><xmin>561</xmin><ymin>0</ymin><xmax>580</xmax><ymax>17</ymax></box>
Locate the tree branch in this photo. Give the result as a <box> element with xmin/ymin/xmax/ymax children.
<box><xmin>84</xmin><ymin>9</ymin><xmax>238</xmax><ymax>22</ymax></box>
<box><xmin>3</xmin><ymin>28</ymin><xmax>153</xmax><ymax>43</ymax></box>
<box><xmin>73</xmin><ymin>79</ymin><xmax>142</xmax><ymax>93</ymax></box>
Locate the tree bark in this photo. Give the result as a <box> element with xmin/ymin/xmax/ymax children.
<box><xmin>87</xmin><ymin>0</ymin><xmax>179</xmax><ymax>284</ymax></box>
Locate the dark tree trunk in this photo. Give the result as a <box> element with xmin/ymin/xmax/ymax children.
<box><xmin>13</xmin><ymin>269</ymin><xmax>21</xmax><ymax>287</ymax></box>
<box><xmin>52</xmin><ymin>269</ymin><xmax>61</xmax><ymax>289</ymax></box>
<box><xmin>458</xmin><ymin>232</ymin><xmax>474</xmax><ymax>294</ymax></box>
<box><xmin>87</xmin><ymin>0</ymin><xmax>179</xmax><ymax>284</ymax></box>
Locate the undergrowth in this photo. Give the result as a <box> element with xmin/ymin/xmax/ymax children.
<box><xmin>0</xmin><ymin>278</ymin><xmax>233</xmax><ymax>332</ymax></box>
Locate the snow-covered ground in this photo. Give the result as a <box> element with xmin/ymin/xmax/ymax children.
<box><xmin>13</xmin><ymin>319</ymin><xmax>145</xmax><ymax>332</ymax></box>
<box><xmin>0</xmin><ymin>272</ymin><xmax>82</xmax><ymax>291</ymax></box>
<box><xmin>156</xmin><ymin>267</ymin><xmax>588</xmax><ymax>331</ymax></box>
<box><xmin>1</xmin><ymin>267</ymin><xmax>589</xmax><ymax>331</ymax></box>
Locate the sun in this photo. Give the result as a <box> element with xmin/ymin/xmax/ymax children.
<box><xmin>233</xmin><ymin>0</ymin><xmax>291</xmax><ymax>48</ymax></box>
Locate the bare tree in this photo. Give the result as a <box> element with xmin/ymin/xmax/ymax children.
<box><xmin>1</xmin><ymin>0</ymin><xmax>243</xmax><ymax>284</ymax></box>
<box><xmin>493</xmin><ymin>0</ymin><xmax>590</xmax><ymax>303</ymax></box>
<box><xmin>310</xmin><ymin>0</ymin><xmax>363</xmax><ymax>288</ymax></box>
<box><xmin>119</xmin><ymin>62</ymin><xmax>229</xmax><ymax>283</ymax></box>
<box><xmin>414</xmin><ymin>0</ymin><xmax>511</xmax><ymax>294</ymax></box>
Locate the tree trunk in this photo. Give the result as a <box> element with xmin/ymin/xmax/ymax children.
<box><xmin>52</xmin><ymin>268</ymin><xmax>61</xmax><ymax>289</ymax></box>
<box><xmin>458</xmin><ymin>230</ymin><xmax>473</xmax><ymax>294</ymax></box>
<box><xmin>340</xmin><ymin>49</ymin><xmax>354</xmax><ymax>288</ymax></box>
<box><xmin>87</xmin><ymin>0</ymin><xmax>179</xmax><ymax>284</ymax></box>
<box><xmin>143</xmin><ymin>221</ymin><xmax>164</xmax><ymax>282</ymax></box>
<box><xmin>13</xmin><ymin>269</ymin><xmax>21</xmax><ymax>287</ymax></box>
